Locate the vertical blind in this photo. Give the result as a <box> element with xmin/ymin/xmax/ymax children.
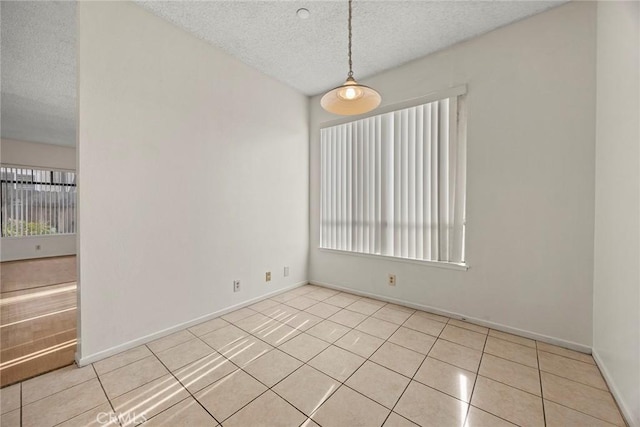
<box><xmin>0</xmin><ymin>166</ymin><xmax>77</xmax><ymax>237</ymax></box>
<box><xmin>320</xmin><ymin>96</ymin><xmax>466</xmax><ymax>263</ymax></box>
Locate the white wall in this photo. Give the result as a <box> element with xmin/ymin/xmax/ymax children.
<box><xmin>310</xmin><ymin>2</ymin><xmax>597</xmax><ymax>349</ymax></box>
<box><xmin>0</xmin><ymin>138</ymin><xmax>77</xmax><ymax>261</ymax></box>
<box><xmin>593</xmin><ymin>2</ymin><xmax>640</xmax><ymax>426</ymax></box>
<box><xmin>77</xmin><ymin>2</ymin><xmax>309</xmax><ymax>362</ymax></box>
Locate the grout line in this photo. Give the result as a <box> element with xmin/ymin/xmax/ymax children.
<box><xmin>537</xmin><ymin>340</ymin><xmax>547</xmax><ymax>426</ymax></box>
<box><xmin>461</xmin><ymin>324</ymin><xmax>488</xmax><ymax>425</ymax></box>
<box><xmin>91</xmin><ymin>364</ymin><xmax>122</xmax><ymax>427</ymax></box>
<box><xmin>145</xmin><ymin>343</ymin><xmax>221</xmax><ymax>425</ymax></box>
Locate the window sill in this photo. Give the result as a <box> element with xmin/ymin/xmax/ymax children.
<box><xmin>318</xmin><ymin>248</ymin><xmax>469</xmax><ymax>271</ymax></box>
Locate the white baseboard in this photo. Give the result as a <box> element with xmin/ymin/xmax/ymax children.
<box><xmin>76</xmin><ymin>280</ymin><xmax>308</xmax><ymax>366</ymax></box>
<box><xmin>309</xmin><ymin>280</ymin><xmax>592</xmax><ymax>354</ymax></box>
<box><xmin>592</xmin><ymin>349</ymin><xmax>639</xmax><ymax>427</ymax></box>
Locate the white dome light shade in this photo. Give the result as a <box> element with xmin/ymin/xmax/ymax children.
<box><xmin>321</xmin><ymin>77</ymin><xmax>381</xmax><ymax>116</ymax></box>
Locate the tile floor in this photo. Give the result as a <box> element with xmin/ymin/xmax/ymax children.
<box><xmin>0</xmin><ymin>285</ymin><xmax>627</xmax><ymax>427</ymax></box>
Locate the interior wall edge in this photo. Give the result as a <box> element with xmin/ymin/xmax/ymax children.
<box><xmin>310</xmin><ymin>279</ymin><xmax>592</xmax><ymax>354</ymax></box>
<box><xmin>75</xmin><ymin>280</ymin><xmax>308</xmax><ymax>366</ymax></box>
<box><xmin>592</xmin><ymin>349</ymin><xmax>640</xmax><ymax>427</ymax></box>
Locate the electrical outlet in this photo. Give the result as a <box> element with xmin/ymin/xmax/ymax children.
<box><xmin>284</xmin><ymin>267</ymin><xmax>289</xmax><ymax>277</ymax></box>
<box><xmin>266</xmin><ymin>272</ymin><xmax>271</xmax><ymax>282</ymax></box>
<box><xmin>388</xmin><ymin>274</ymin><xmax>396</xmax><ymax>286</ymax></box>
<box><xmin>233</xmin><ymin>280</ymin><xmax>241</xmax><ymax>292</ymax></box>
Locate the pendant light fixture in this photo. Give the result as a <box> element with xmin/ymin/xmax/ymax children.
<box><xmin>321</xmin><ymin>0</ymin><xmax>381</xmax><ymax>116</ymax></box>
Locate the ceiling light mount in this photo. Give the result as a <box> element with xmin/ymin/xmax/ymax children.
<box><xmin>321</xmin><ymin>0</ymin><xmax>381</xmax><ymax>116</ymax></box>
<box><xmin>296</xmin><ymin>8</ymin><xmax>310</xmax><ymax>19</ymax></box>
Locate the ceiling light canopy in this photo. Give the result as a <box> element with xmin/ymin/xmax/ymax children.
<box><xmin>321</xmin><ymin>0</ymin><xmax>381</xmax><ymax>116</ymax></box>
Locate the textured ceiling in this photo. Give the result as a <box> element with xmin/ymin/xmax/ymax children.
<box><xmin>1</xmin><ymin>1</ymin><xmax>76</xmax><ymax>147</ymax></box>
<box><xmin>1</xmin><ymin>0</ymin><xmax>566</xmax><ymax>147</ymax></box>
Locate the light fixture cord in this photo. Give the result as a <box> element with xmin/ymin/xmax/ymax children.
<box><xmin>348</xmin><ymin>0</ymin><xmax>353</xmax><ymax>78</ymax></box>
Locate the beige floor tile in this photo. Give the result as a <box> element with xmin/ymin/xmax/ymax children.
<box><xmin>111</xmin><ymin>374</ymin><xmax>189</xmax><ymax>427</ymax></box>
<box><xmin>413</xmin><ymin>310</ymin><xmax>449</xmax><ymax>323</ymax></box>
<box><xmin>200</xmin><ymin>325</ymin><xmax>249</xmax><ymax>352</ymax></box>
<box><xmin>464</xmin><ymin>406</ymin><xmax>516</xmax><ymax>427</ymax></box>
<box><xmin>278</xmin><ymin>333</ymin><xmax>330</xmax><ymax>362</ymax></box>
<box><xmin>346</xmin><ymin>361</ymin><xmax>410</xmax><ymax>409</ymax></box>
<box><xmin>388</xmin><ymin>327</ymin><xmax>437</xmax><ymax>354</ymax></box>
<box><xmin>261</xmin><ymin>304</ymin><xmax>301</xmax><ymax>321</ymax></box>
<box><xmin>144</xmin><ymin>397</ymin><xmax>218</xmax><ymax>426</ymax></box>
<box><xmin>221</xmin><ymin>307</ymin><xmax>256</xmax><ymax>323</ymax></box>
<box><xmin>383</xmin><ymin>303</ymin><xmax>416</xmax><ymax>313</ymax></box>
<box><xmin>335</xmin><ymin>330</ymin><xmax>384</xmax><ymax>358</ymax></box>
<box><xmin>57</xmin><ymin>403</ymin><xmax>119</xmax><ymax>427</ymax></box>
<box><xmin>479</xmin><ymin>353</ymin><xmax>541</xmax><ymax>396</ymax></box>
<box><xmin>195</xmin><ymin>370</ymin><xmax>267</xmax><ymax>422</ymax></box>
<box><xmin>155</xmin><ymin>339</ymin><xmax>215</xmax><ymax>372</ymax></box>
<box><xmin>484</xmin><ymin>336</ymin><xmax>538</xmax><ymax>368</ymax></box>
<box><xmin>537</xmin><ymin>341</ymin><xmax>595</xmax><ymax>364</ymax></box>
<box><xmin>219</xmin><ymin>336</ymin><xmax>273</xmax><ymax>368</ymax></box>
<box><xmin>308</xmin><ymin>345</ymin><xmax>365</xmax><ymax>382</ymax></box>
<box><xmin>273</xmin><ymin>365</ymin><xmax>340</xmax><ymax>416</ymax></box>
<box><xmin>249</xmin><ymin>299</ymin><xmax>281</xmax><ymax>313</ymax></box>
<box><xmin>312</xmin><ymin>385</ymin><xmax>390</xmax><ymax>427</ymax></box>
<box><xmin>224</xmin><ymin>390</ymin><xmax>306</xmax><ymax>427</ymax></box>
<box><xmin>538</xmin><ymin>350</ymin><xmax>606</xmax><ymax>389</ymax></box>
<box><xmin>22</xmin><ymin>378</ymin><xmax>108</xmax><ymax>427</ymax></box>
<box><xmin>414</xmin><ymin>357</ymin><xmax>476</xmax><ymax>402</ymax></box>
<box><xmin>22</xmin><ymin>363</ymin><xmax>95</xmax><ymax>405</ymax></box>
<box><xmin>395</xmin><ymin>380</ymin><xmax>468</xmax><ymax>427</ymax></box>
<box><xmin>174</xmin><ymin>351</ymin><xmax>237</xmax><ymax>393</ymax></box>
<box><xmin>99</xmin><ymin>355</ymin><xmax>168</xmax><ymax>399</ymax></box>
<box><xmin>440</xmin><ymin>325</ymin><xmax>487</xmax><ymax>350</ymax></box>
<box><xmin>356</xmin><ymin>317</ymin><xmax>400</xmax><ymax>340</ymax></box>
<box><xmin>233</xmin><ymin>313</ymin><xmax>278</xmax><ymax>334</ymax></box>
<box><xmin>0</xmin><ymin>383</ymin><xmax>20</xmax><ymax>414</ymax></box>
<box><xmin>306</xmin><ymin>320</ymin><xmax>351</xmax><ymax>343</ymax></box>
<box><xmin>0</xmin><ymin>409</ymin><xmax>19</xmax><ymax>427</ymax></box>
<box><xmin>305</xmin><ymin>302</ymin><xmax>342</xmax><ymax>318</ymax></box>
<box><xmin>323</xmin><ymin>293</ymin><xmax>360</xmax><ymax>308</ymax></box>
<box><xmin>541</xmin><ymin>372</ymin><xmax>625</xmax><ymax>426</ymax></box>
<box><xmin>94</xmin><ymin>345</ymin><xmax>152</xmax><ymax>375</ymax></box>
<box><xmin>370</xmin><ymin>342</ymin><xmax>426</xmax><ymax>378</ymax></box>
<box><xmin>471</xmin><ymin>376</ymin><xmax>544</xmax><ymax>427</ymax></box>
<box><xmin>359</xmin><ymin>297</ymin><xmax>387</xmax><ymax>307</ymax></box>
<box><xmin>279</xmin><ymin>311</ymin><xmax>322</xmax><ymax>332</ymax></box>
<box><xmin>286</xmin><ymin>296</ymin><xmax>318</xmax><ymax>310</ymax></box>
<box><xmin>306</xmin><ymin>289</ymin><xmax>340</xmax><ymax>301</ymax></box>
<box><xmin>403</xmin><ymin>313</ymin><xmax>446</xmax><ymax>337</ymax></box>
<box><xmin>188</xmin><ymin>318</ymin><xmax>229</xmax><ymax>337</ymax></box>
<box><xmin>345</xmin><ymin>300</ymin><xmax>383</xmax><ymax>316</ymax></box>
<box><xmin>252</xmin><ymin>322</ymin><xmax>301</xmax><ymax>346</ymax></box>
<box><xmin>243</xmin><ymin>349</ymin><xmax>302</xmax><ymax>387</ymax></box>
<box><xmin>270</xmin><ymin>292</ymin><xmax>301</xmax><ymax>304</ymax></box>
<box><xmin>328</xmin><ymin>309</ymin><xmax>367</xmax><ymax>328</ymax></box>
<box><xmin>429</xmin><ymin>339</ymin><xmax>482</xmax><ymax>372</ymax></box>
<box><xmin>488</xmin><ymin>330</ymin><xmax>535</xmax><ymax>348</ymax></box>
<box><xmin>373</xmin><ymin>306</ymin><xmax>413</xmax><ymax>325</ymax></box>
<box><xmin>148</xmin><ymin>330</ymin><xmax>196</xmax><ymax>353</ymax></box>
<box><xmin>448</xmin><ymin>319</ymin><xmax>489</xmax><ymax>335</ymax></box>
<box><xmin>384</xmin><ymin>412</ymin><xmax>419</xmax><ymax>427</ymax></box>
<box><xmin>544</xmin><ymin>399</ymin><xmax>618</xmax><ymax>427</ymax></box>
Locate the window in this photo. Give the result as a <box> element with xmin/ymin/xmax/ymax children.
<box><xmin>0</xmin><ymin>166</ymin><xmax>77</xmax><ymax>237</ymax></box>
<box><xmin>320</xmin><ymin>90</ymin><xmax>466</xmax><ymax>264</ymax></box>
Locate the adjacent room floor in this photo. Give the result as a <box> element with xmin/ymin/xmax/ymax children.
<box><xmin>0</xmin><ymin>256</ymin><xmax>77</xmax><ymax>387</ymax></box>
<box><xmin>0</xmin><ymin>284</ymin><xmax>626</xmax><ymax>427</ymax></box>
